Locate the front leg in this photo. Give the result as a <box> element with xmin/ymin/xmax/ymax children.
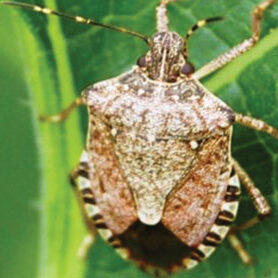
<box><xmin>193</xmin><ymin>0</ymin><xmax>275</xmax><ymax>80</ymax></box>
<box><xmin>40</xmin><ymin>97</ymin><xmax>84</xmax><ymax>123</ymax></box>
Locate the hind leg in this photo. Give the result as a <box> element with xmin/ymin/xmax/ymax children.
<box><xmin>227</xmin><ymin>234</ymin><xmax>253</xmax><ymax>264</ymax></box>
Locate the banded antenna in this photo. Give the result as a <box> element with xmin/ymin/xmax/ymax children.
<box><xmin>2</xmin><ymin>1</ymin><xmax>150</xmax><ymax>44</ymax></box>
<box><xmin>184</xmin><ymin>16</ymin><xmax>224</xmax><ymax>57</ymax></box>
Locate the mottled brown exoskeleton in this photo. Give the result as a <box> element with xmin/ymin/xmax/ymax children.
<box><xmin>3</xmin><ymin>0</ymin><xmax>278</xmax><ymax>276</ymax></box>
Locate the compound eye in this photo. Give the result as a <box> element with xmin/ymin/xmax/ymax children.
<box><xmin>137</xmin><ymin>55</ymin><xmax>147</xmax><ymax>68</ymax></box>
<box><xmin>181</xmin><ymin>62</ymin><xmax>195</xmax><ymax>76</ymax></box>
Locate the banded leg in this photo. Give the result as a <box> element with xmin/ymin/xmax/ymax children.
<box><xmin>193</xmin><ymin>0</ymin><xmax>275</xmax><ymax>80</ymax></box>
<box><xmin>231</xmin><ymin>158</ymin><xmax>271</xmax><ymax>231</ymax></box>
<box><xmin>235</xmin><ymin>113</ymin><xmax>278</xmax><ymax>140</ymax></box>
<box><xmin>40</xmin><ymin>97</ymin><xmax>84</xmax><ymax>123</ymax></box>
<box><xmin>183</xmin><ymin>168</ymin><xmax>241</xmax><ymax>270</ymax></box>
<box><xmin>234</xmin><ymin>113</ymin><xmax>276</xmax><ymax>229</ymax></box>
<box><xmin>71</xmin><ymin>150</ymin><xmax>130</xmax><ymax>260</ymax></box>
<box><xmin>227</xmin><ymin>159</ymin><xmax>272</xmax><ymax>263</ymax></box>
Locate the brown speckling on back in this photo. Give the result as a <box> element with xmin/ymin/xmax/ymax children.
<box><xmin>83</xmin><ymin>67</ymin><xmax>235</xmax><ymax>230</ymax></box>
<box><xmin>162</xmin><ymin>132</ymin><xmax>232</xmax><ymax>246</ymax></box>
<box><xmin>87</xmin><ymin>116</ymin><xmax>137</xmax><ymax>235</ymax></box>
<box><xmin>5</xmin><ymin>0</ymin><xmax>275</xmax><ymax>275</ymax></box>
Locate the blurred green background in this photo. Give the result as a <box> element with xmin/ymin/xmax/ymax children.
<box><xmin>0</xmin><ymin>7</ymin><xmax>40</xmax><ymax>278</ymax></box>
<box><xmin>0</xmin><ymin>1</ymin><xmax>278</xmax><ymax>278</ymax></box>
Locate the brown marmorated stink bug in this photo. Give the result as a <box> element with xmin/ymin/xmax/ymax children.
<box><xmin>2</xmin><ymin>0</ymin><xmax>278</xmax><ymax>276</ymax></box>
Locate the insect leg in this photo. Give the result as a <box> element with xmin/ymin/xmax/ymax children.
<box><xmin>156</xmin><ymin>0</ymin><xmax>178</xmax><ymax>32</ymax></box>
<box><xmin>232</xmin><ymin>158</ymin><xmax>271</xmax><ymax>218</ymax></box>
<box><xmin>193</xmin><ymin>0</ymin><xmax>275</xmax><ymax>80</ymax></box>
<box><xmin>40</xmin><ymin>97</ymin><xmax>84</xmax><ymax>123</ymax></box>
<box><xmin>227</xmin><ymin>234</ymin><xmax>253</xmax><ymax>264</ymax></box>
<box><xmin>227</xmin><ymin>158</ymin><xmax>272</xmax><ymax>263</ymax></box>
<box><xmin>77</xmin><ymin>234</ymin><xmax>95</xmax><ymax>259</ymax></box>
<box><xmin>235</xmin><ymin>113</ymin><xmax>278</xmax><ymax>140</ymax></box>
<box><xmin>231</xmin><ymin>158</ymin><xmax>271</xmax><ymax>232</ymax></box>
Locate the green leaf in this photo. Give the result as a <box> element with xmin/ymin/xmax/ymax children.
<box><xmin>1</xmin><ymin>0</ymin><xmax>278</xmax><ymax>278</ymax></box>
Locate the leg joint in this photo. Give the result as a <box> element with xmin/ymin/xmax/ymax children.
<box><xmin>258</xmin><ymin>207</ymin><xmax>272</xmax><ymax>219</ymax></box>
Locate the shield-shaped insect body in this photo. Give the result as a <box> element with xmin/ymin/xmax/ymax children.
<box><xmin>80</xmin><ymin>64</ymin><xmax>238</xmax><ymax>273</ymax></box>
<box><xmin>3</xmin><ymin>0</ymin><xmax>277</xmax><ymax>277</ymax></box>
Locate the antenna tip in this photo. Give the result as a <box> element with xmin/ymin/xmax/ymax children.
<box><xmin>1</xmin><ymin>1</ymin><xmax>18</xmax><ymax>6</ymax></box>
<box><xmin>206</xmin><ymin>16</ymin><xmax>225</xmax><ymax>23</ymax></box>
